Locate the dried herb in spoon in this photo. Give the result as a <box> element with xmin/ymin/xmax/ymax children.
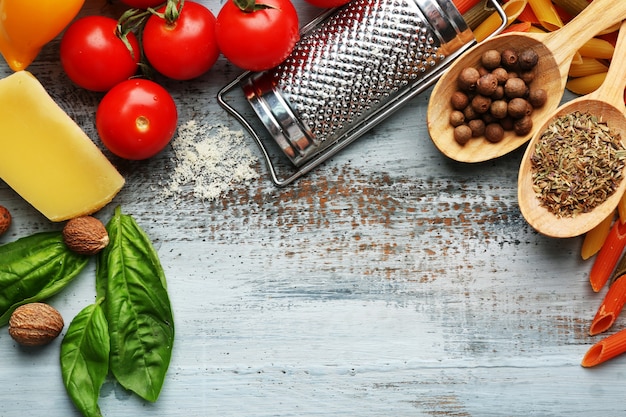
<box><xmin>531</xmin><ymin>111</ymin><xmax>626</xmax><ymax>217</ymax></box>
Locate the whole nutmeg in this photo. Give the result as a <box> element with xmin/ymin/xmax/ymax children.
<box><xmin>0</xmin><ymin>205</ymin><xmax>11</xmax><ymax>236</ymax></box>
<box><xmin>63</xmin><ymin>216</ymin><xmax>109</xmax><ymax>255</ymax></box>
<box><xmin>9</xmin><ymin>303</ymin><xmax>64</xmax><ymax>346</ymax></box>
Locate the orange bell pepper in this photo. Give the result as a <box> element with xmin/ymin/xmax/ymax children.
<box><xmin>0</xmin><ymin>0</ymin><xmax>85</xmax><ymax>71</ymax></box>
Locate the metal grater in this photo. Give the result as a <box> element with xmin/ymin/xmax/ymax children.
<box><xmin>218</xmin><ymin>0</ymin><xmax>506</xmax><ymax>186</ymax></box>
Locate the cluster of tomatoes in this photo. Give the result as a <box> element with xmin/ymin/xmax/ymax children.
<box><xmin>59</xmin><ymin>0</ymin><xmax>349</xmax><ymax>161</ymax></box>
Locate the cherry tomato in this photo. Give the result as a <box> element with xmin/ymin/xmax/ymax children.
<box><xmin>60</xmin><ymin>16</ymin><xmax>141</xmax><ymax>92</ymax></box>
<box><xmin>302</xmin><ymin>0</ymin><xmax>351</xmax><ymax>7</ymax></box>
<box><xmin>120</xmin><ymin>0</ymin><xmax>164</xmax><ymax>8</ymax></box>
<box><xmin>96</xmin><ymin>79</ymin><xmax>178</xmax><ymax>160</ymax></box>
<box><xmin>142</xmin><ymin>1</ymin><xmax>220</xmax><ymax>80</ymax></box>
<box><xmin>215</xmin><ymin>0</ymin><xmax>299</xmax><ymax>71</ymax></box>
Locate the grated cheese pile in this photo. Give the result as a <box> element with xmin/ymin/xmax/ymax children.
<box><xmin>157</xmin><ymin>120</ymin><xmax>259</xmax><ymax>203</ymax></box>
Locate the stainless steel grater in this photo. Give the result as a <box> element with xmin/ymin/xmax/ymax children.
<box><xmin>218</xmin><ymin>0</ymin><xmax>506</xmax><ymax>186</ymax></box>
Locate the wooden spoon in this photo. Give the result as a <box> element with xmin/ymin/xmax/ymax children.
<box><xmin>517</xmin><ymin>20</ymin><xmax>626</xmax><ymax>239</ymax></box>
<box><xmin>426</xmin><ymin>0</ymin><xmax>626</xmax><ymax>163</ymax></box>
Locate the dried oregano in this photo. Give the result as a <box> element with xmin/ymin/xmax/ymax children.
<box><xmin>531</xmin><ymin>111</ymin><xmax>626</xmax><ymax>217</ymax></box>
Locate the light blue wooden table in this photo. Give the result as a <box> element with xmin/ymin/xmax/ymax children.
<box><xmin>1</xmin><ymin>1</ymin><xmax>623</xmax><ymax>416</ymax></box>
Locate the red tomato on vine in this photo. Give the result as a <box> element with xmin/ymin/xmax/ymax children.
<box><xmin>142</xmin><ymin>1</ymin><xmax>220</xmax><ymax>80</ymax></box>
<box><xmin>96</xmin><ymin>79</ymin><xmax>178</xmax><ymax>160</ymax></box>
<box><xmin>60</xmin><ymin>16</ymin><xmax>141</xmax><ymax>92</ymax></box>
<box><xmin>215</xmin><ymin>0</ymin><xmax>300</xmax><ymax>71</ymax></box>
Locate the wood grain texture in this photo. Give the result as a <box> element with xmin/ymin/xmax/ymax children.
<box><xmin>1</xmin><ymin>1</ymin><xmax>625</xmax><ymax>416</ymax></box>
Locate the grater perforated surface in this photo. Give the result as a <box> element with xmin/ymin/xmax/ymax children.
<box><xmin>274</xmin><ymin>0</ymin><xmax>449</xmax><ymax>145</ymax></box>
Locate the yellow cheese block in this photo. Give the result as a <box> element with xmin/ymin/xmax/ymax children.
<box><xmin>0</xmin><ymin>71</ymin><xmax>125</xmax><ymax>221</ymax></box>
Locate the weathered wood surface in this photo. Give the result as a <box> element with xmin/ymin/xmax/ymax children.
<box><xmin>1</xmin><ymin>1</ymin><xmax>624</xmax><ymax>416</ymax></box>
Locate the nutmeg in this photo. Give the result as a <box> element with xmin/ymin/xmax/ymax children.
<box><xmin>62</xmin><ymin>216</ymin><xmax>109</xmax><ymax>255</ymax></box>
<box><xmin>9</xmin><ymin>303</ymin><xmax>64</xmax><ymax>346</ymax></box>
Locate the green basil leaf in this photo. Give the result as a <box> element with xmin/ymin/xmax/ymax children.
<box><xmin>98</xmin><ymin>207</ymin><xmax>174</xmax><ymax>402</ymax></box>
<box><xmin>61</xmin><ymin>302</ymin><xmax>110</xmax><ymax>417</ymax></box>
<box><xmin>0</xmin><ymin>231</ymin><xmax>89</xmax><ymax>326</ymax></box>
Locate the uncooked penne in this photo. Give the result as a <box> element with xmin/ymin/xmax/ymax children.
<box><xmin>473</xmin><ymin>0</ymin><xmax>528</xmax><ymax>42</ymax></box>
<box><xmin>578</xmin><ymin>37</ymin><xmax>615</xmax><ymax>59</ymax></box>
<box><xmin>582</xmin><ymin>328</ymin><xmax>626</xmax><ymax>367</ymax></box>
<box><xmin>528</xmin><ymin>0</ymin><xmax>563</xmax><ymax>30</ymax></box>
<box><xmin>568</xmin><ymin>57</ymin><xmax>609</xmax><ymax>78</ymax></box>
<box><xmin>581</xmin><ymin>212</ymin><xmax>614</xmax><ymax>261</ymax></box>
<box><xmin>566</xmin><ymin>72</ymin><xmax>607</xmax><ymax>95</ymax></box>
<box><xmin>453</xmin><ymin>0</ymin><xmax>481</xmax><ymax>15</ymax></box>
<box><xmin>552</xmin><ymin>0</ymin><xmax>590</xmax><ymax>17</ymax></box>
<box><xmin>589</xmin><ymin>275</ymin><xmax>626</xmax><ymax>336</ymax></box>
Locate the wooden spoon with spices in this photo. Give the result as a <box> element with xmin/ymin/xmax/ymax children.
<box><xmin>426</xmin><ymin>0</ymin><xmax>626</xmax><ymax>163</ymax></box>
<box><xmin>516</xmin><ymin>20</ymin><xmax>626</xmax><ymax>238</ymax></box>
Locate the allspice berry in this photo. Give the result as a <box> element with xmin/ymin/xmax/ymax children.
<box><xmin>476</xmin><ymin>73</ymin><xmax>498</xmax><ymax>96</ymax></box>
<box><xmin>485</xmin><ymin>123</ymin><xmax>505</xmax><ymax>143</ymax></box>
<box><xmin>501</xmin><ymin>49</ymin><xmax>518</xmax><ymax>68</ymax></box>
<box><xmin>514</xmin><ymin>115</ymin><xmax>533</xmax><ymax>136</ymax></box>
<box><xmin>454</xmin><ymin>125</ymin><xmax>473</xmax><ymax>145</ymax></box>
<box><xmin>481</xmin><ymin>49</ymin><xmax>501</xmax><ymax>70</ymax></box>
<box><xmin>0</xmin><ymin>205</ymin><xmax>11</xmax><ymax>236</ymax></box>
<box><xmin>508</xmin><ymin>98</ymin><xmax>531</xmax><ymax>119</ymax></box>
<box><xmin>450</xmin><ymin>91</ymin><xmax>470</xmax><ymax>110</ymax></box>
<box><xmin>528</xmin><ymin>88</ymin><xmax>548</xmax><ymax>108</ymax></box>
<box><xmin>9</xmin><ymin>303</ymin><xmax>64</xmax><ymax>346</ymax></box>
<box><xmin>457</xmin><ymin>67</ymin><xmax>480</xmax><ymax>91</ymax></box>
<box><xmin>62</xmin><ymin>216</ymin><xmax>109</xmax><ymax>255</ymax></box>
<box><xmin>504</xmin><ymin>77</ymin><xmax>528</xmax><ymax>98</ymax></box>
<box><xmin>471</xmin><ymin>95</ymin><xmax>492</xmax><ymax>114</ymax></box>
<box><xmin>490</xmin><ymin>100</ymin><xmax>509</xmax><ymax>119</ymax></box>
<box><xmin>449</xmin><ymin>110</ymin><xmax>465</xmax><ymax>127</ymax></box>
<box><xmin>468</xmin><ymin>119</ymin><xmax>486</xmax><ymax>137</ymax></box>
<box><xmin>518</xmin><ymin>48</ymin><xmax>539</xmax><ymax>70</ymax></box>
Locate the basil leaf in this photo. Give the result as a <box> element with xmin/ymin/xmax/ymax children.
<box><xmin>98</xmin><ymin>207</ymin><xmax>174</xmax><ymax>402</ymax></box>
<box><xmin>0</xmin><ymin>231</ymin><xmax>89</xmax><ymax>326</ymax></box>
<box><xmin>61</xmin><ymin>302</ymin><xmax>110</xmax><ymax>417</ymax></box>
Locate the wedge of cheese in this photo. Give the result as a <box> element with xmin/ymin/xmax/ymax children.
<box><xmin>0</xmin><ymin>71</ymin><xmax>125</xmax><ymax>221</ymax></box>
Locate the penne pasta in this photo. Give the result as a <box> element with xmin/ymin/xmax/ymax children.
<box><xmin>581</xmin><ymin>212</ymin><xmax>614</xmax><ymax>261</ymax></box>
<box><xmin>502</xmin><ymin>21</ymin><xmax>532</xmax><ymax>34</ymax></box>
<box><xmin>473</xmin><ymin>0</ymin><xmax>528</xmax><ymax>42</ymax></box>
<box><xmin>581</xmin><ymin>328</ymin><xmax>626</xmax><ymax>367</ymax></box>
<box><xmin>568</xmin><ymin>57</ymin><xmax>609</xmax><ymax>78</ymax></box>
<box><xmin>453</xmin><ymin>0</ymin><xmax>481</xmax><ymax>16</ymax></box>
<box><xmin>527</xmin><ymin>0</ymin><xmax>563</xmax><ymax>31</ymax></box>
<box><xmin>566</xmin><ymin>72</ymin><xmax>607</xmax><ymax>95</ymax></box>
<box><xmin>578</xmin><ymin>37</ymin><xmax>615</xmax><ymax>60</ymax></box>
<box><xmin>552</xmin><ymin>0</ymin><xmax>590</xmax><ymax>17</ymax></box>
<box><xmin>589</xmin><ymin>276</ymin><xmax>626</xmax><ymax>336</ymax></box>
<box><xmin>516</xmin><ymin>3</ymin><xmax>539</xmax><ymax>24</ymax></box>
<box><xmin>589</xmin><ymin>220</ymin><xmax>626</xmax><ymax>292</ymax></box>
